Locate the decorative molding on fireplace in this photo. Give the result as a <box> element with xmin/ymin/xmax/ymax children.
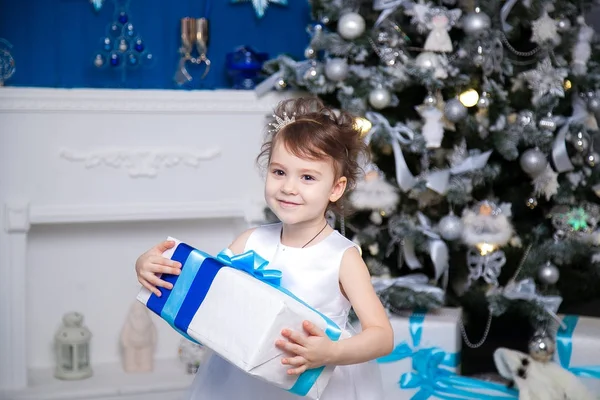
<box><xmin>59</xmin><ymin>147</ymin><xmax>222</xmax><ymax>178</ymax></box>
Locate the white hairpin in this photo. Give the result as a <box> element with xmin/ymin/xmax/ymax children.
<box><xmin>269</xmin><ymin>111</ymin><xmax>296</xmax><ymax>133</ymax></box>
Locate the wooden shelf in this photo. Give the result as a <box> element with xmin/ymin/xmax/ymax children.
<box><xmin>1</xmin><ymin>359</ymin><xmax>195</xmax><ymax>400</ymax></box>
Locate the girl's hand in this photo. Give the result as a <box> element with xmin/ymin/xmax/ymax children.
<box><xmin>135</xmin><ymin>240</ymin><xmax>181</xmax><ymax>296</ymax></box>
<box><xmin>275</xmin><ymin>321</ymin><xmax>338</xmax><ymax>375</ymax></box>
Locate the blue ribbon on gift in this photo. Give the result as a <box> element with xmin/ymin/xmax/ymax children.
<box><xmin>377</xmin><ymin>311</ymin><xmax>517</xmax><ymax>399</ymax></box>
<box><xmin>145</xmin><ymin>243</ymin><xmax>341</xmax><ymax>397</ymax></box>
<box><xmin>556</xmin><ymin>315</ymin><xmax>600</xmax><ymax>379</ymax></box>
<box><xmin>376</xmin><ymin>312</ymin><xmax>459</xmax><ymax>367</ymax></box>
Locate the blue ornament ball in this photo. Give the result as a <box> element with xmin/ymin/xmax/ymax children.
<box><xmin>127</xmin><ymin>53</ymin><xmax>138</xmax><ymax>66</ymax></box>
<box><xmin>134</xmin><ymin>38</ymin><xmax>144</xmax><ymax>52</ymax></box>
<box><xmin>123</xmin><ymin>23</ymin><xmax>136</xmax><ymax>38</ymax></box>
<box><xmin>102</xmin><ymin>37</ymin><xmax>112</xmax><ymax>52</ymax></box>
<box><xmin>118</xmin><ymin>12</ymin><xmax>128</xmax><ymax>24</ymax></box>
<box><xmin>110</xmin><ymin>52</ymin><xmax>120</xmax><ymax>66</ymax></box>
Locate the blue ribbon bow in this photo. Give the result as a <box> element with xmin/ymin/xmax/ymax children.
<box><xmin>377</xmin><ymin>312</ymin><xmax>458</xmax><ymax>368</ymax></box>
<box><xmin>377</xmin><ymin>311</ymin><xmax>517</xmax><ymax>399</ymax></box>
<box><xmin>144</xmin><ymin>243</ymin><xmax>341</xmax><ymax>397</ymax></box>
<box><xmin>216</xmin><ymin>249</ymin><xmax>282</xmax><ymax>286</ymax></box>
<box><xmin>556</xmin><ymin>315</ymin><xmax>600</xmax><ymax>379</ymax></box>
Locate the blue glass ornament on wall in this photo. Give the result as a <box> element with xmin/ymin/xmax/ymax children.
<box><xmin>90</xmin><ymin>0</ymin><xmax>104</xmax><ymax>12</ymax></box>
<box><xmin>0</xmin><ymin>38</ymin><xmax>16</xmax><ymax>86</ymax></box>
<box><xmin>231</xmin><ymin>0</ymin><xmax>288</xmax><ymax>19</ymax></box>
<box><xmin>92</xmin><ymin>0</ymin><xmax>154</xmax><ymax>83</ymax></box>
<box><xmin>226</xmin><ymin>46</ymin><xmax>268</xmax><ymax>89</ymax></box>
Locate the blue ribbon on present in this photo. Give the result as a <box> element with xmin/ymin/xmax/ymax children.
<box><xmin>377</xmin><ymin>311</ymin><xmax>517</xmax><ymax>399</ymax></box>
<box><xmin>376</xmin><ymin>312</ymin><xmax>459</xmax><ymax>368</ymax></box>
<box><xmin>145</xmin><ymin>243</ymin><xmax>341</xmax><ymax>397</ymax></box>
<box><xmin>556</xmin><ymin>315</ymin><xmax>600</xmax><ymax>379</ymax></box>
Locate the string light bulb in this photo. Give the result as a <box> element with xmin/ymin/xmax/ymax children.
<box><xmin>459</xmin><ymin>89</ymin><xmax>480</xmax><ymax>108</ymax></box>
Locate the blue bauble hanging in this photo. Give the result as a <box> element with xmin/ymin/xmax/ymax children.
<box><xmin>123</xmin><ymin>23</ymin><xmax>135</xmax><ymax>38</ymax></box>
<box><xmin>118</xmin><ymin>12</ymin><xmax>128</xmax><ymax>24</ymax></box>
<box><xmin>127</xmin><ymin>53</ymin><xmax>138</xmax><ymax>67</ymax></box>
<box><xmin>110</xmin><ymin>52</ymin><xmax>120</xmax><ymax>66</ymax></box>
<box><xmin>134</xmin><ymin>38</ymin><xmax>144</xmax><ymax>52</ymax></box>
<box><xmin>102</xmin><ymin>37</ymin><xmax>112</xmax><ymax>52</ymax></box>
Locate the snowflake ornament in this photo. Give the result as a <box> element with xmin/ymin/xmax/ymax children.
<box><xmin>531</xmin><ymin>12</ymin><xmax>560</xmax><ymax>46</ymax></box>
<box><xmin>404</xmin><ymin>0</ymin><xmax>434</xmax><ymax>33</ymax></box>
<box><xmin>519</xmin><ymin>58</ymin><xmax>568</xmax><ymax>106</ymax></box>
<box><xmin>532</xmin><ymin>165</ymin><xmax>559</xmax><ymax>200</ymax></box>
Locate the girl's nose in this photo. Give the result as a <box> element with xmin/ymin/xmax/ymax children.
<box><xmin>281</xmin><ymin>177</ymin><xmax>297</xmax><ymax>194</ymax></box>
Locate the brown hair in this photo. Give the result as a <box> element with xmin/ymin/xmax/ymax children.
<box><xmin>257</xmin><ymin>97</ymin><xmax>368</xmax><ymax>215</ymax></box>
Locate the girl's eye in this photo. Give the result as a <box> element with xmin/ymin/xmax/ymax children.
<box><xmin>272</xmin><ymin>169</ymin><xmax>285</xmax><ymax>176</ymax></box>
<box><xmin>302</xmin><ymin>175</ymin><xmax>315</xmax><ymax>181</ymax></box>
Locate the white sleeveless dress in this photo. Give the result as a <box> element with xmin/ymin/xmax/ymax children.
<box><xmin>185</xmin><ymin>223</ymin><xmax>384</xmax><ymax>399</ymax></box>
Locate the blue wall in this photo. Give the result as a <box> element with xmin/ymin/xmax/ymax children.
<box><xmin>0</xmin><ymin>0</ymin><xmax>311</xmax><ymax>89</ymax></box>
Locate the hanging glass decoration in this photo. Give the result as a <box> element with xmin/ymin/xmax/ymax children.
<box><xmin>0</xmin><ymin>38</ymin><xmax>16</xmax><ymax>86</ymax></box>
<box><xmin>92</xmin><ymin>0</ymin><xmax>154</xmax><ymax>82</ymax></box>
<box><xmin>231</xmin><ymin>0</ymin><xmax>288</xmax><ymax>19</ymax></box>
<box><xmin>90</xmin><ymin>0</ymin><xmax>104</xmax><ymax>12</ymax></box>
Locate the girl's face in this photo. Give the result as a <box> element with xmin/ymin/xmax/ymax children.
<box><xmin>264</xmin><ymin>141</ymin><xmax>346</xmax><ymax>227</ymax></box>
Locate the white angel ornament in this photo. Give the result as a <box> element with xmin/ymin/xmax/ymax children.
<box><xmin>423</xmin><ymin>7</ymin><xmax>462</xmax><ymax>52</ymax></box>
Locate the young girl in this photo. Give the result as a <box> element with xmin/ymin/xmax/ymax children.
<box><xmin>135</xmin><ymin>97</ymin><xmax>393</xmax><ymax>399</ymax></box>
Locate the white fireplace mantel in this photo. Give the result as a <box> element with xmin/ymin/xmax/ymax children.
<box><xmin>0</xmin><ymin>87</ymin><xmax>292</xmax><ymax>400</ymax></box>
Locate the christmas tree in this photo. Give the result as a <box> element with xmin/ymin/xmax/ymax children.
<box><xmin>260</xmin><ymin>0</ymin><xmax>600</xmax><ymax>367</ymax></box>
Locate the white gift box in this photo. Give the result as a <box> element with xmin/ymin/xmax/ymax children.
<box><xmin>137</xmin><ymin>238</ymin><xmax>346</xmax><ymax>399</ymax></box>
<box><xmin>376</xmin><ymin>308</ymin><xmax>462</xmax><ymax>399</ymax></box>
<box><xmin>555</xmin><ymin>314</ymin><xmax>600</xmax><ymax>394</ymax></box>
<box><xmin>372</xmin><ymin>308</ymin><xmax>517</xmax><ymax>399</ymax></box>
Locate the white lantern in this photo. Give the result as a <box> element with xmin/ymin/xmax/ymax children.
<box><xmin>54</xmin><ymin>312</ymin><xmax>93</xmax><ymax>380</ymax></box>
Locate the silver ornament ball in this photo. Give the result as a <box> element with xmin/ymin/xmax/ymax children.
<box><xmin>538</xmin><ymin>261</ymin><xmax>560</xmax><ymax>285</ymax></box>
<box><xmin>462</xmin><ymin>8</ymin><xmax>491</xmax><ymax>36</ymax></box>
<box><xmin>444</xmin><ymin>98</ymin><xmax>468</xmax><ymax>122</ymax></box>
<box><xmin>369</xmin><ymin>88</ymin><xmax>392</xmax><ymax>110</ymax></box>
<box><xmin>528</xmin><ymin>333</ymin><xmax>556</xmax><ymax>363</ymax></box>
<box><xmin>586</xmin><ymin>152</ymin><xmax>600</xmax><ymax>167</ymax></box>
<box><xmin>438</xmin><ymin>214</ymin><xmax>463</xmax><ymax>241</ymax></box>
<box><xmin>538</xmin><ymin>114</ymin><xmax>557</xmax><ymax>132</ymax></box>
<box><xmin>588</xmin><ymin>96</ymin><xmax>600</xmax><ymax>113</ymax></box>
<box><xmin>337</xmin><ymin>12</ymin><xmax>366</xmax><ymax>40</ymax></box>
<box><xmin>324</xmin><ymin>58</ymin><xmax>349</xmax><ymax>81</ymax></box>
<box><xmin>93</xmin><ymin>54</ymin><xmax>104</xmax><ymax>68</ymax></box>
<box><xmin>520</xmin><ymin>148</ymin><xmax>548</xmax><ymax>177</ymax></box>
<box><xmin>557</xmin><ymin>17</ymin><xmax>571</xmax><ymax>32</ymax></box>
<box><xmin>415</xmin><ymin>52</ymin><xmax>439</xmax><ymax>70</ymax></box>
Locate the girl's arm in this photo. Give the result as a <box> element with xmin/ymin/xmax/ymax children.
<box><xmin>227</xmin><ymin>228</ymin><xmax>256</xmax><ymax>254</ymax></box>
<box><xmin>329</xmin><ymin>246</ymin><xmax>393</xmax><ymax>365</ymax></box>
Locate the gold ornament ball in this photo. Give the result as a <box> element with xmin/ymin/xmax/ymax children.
<box><xmin>528</xmin><ymin>333</ymin><xmax>556</xmax><ymax>363</ymax></box>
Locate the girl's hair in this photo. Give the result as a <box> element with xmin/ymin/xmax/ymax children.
<box><xmin>257</xmin><ymin>97</ymin><xmax>368</xmax><ymax>215</ymax></box>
